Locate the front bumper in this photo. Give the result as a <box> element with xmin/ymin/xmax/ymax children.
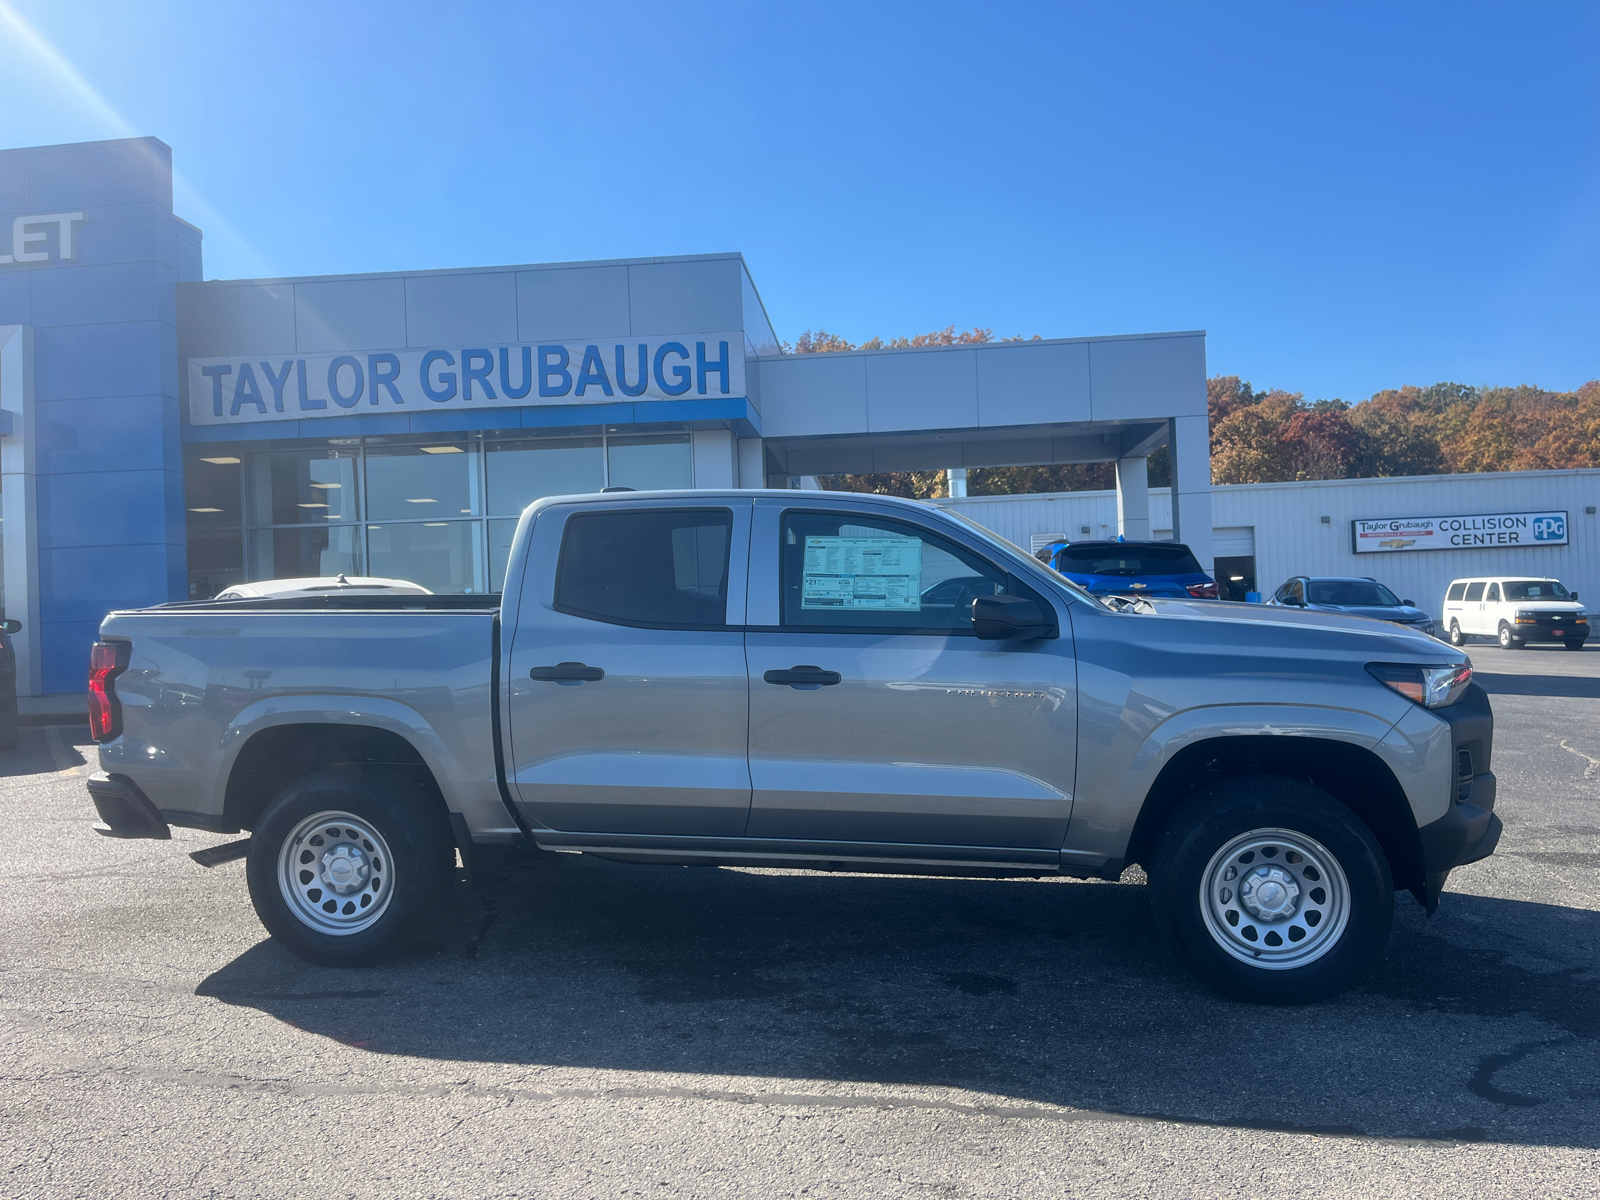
<box><xmin>1414</xmin><ymin>682</ymin><xmax>1498</xmax><ymax>911</ymax></box>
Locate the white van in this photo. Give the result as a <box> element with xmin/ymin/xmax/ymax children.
<box><xmin>1441</xmin><ymin>576</ymin><xmax>1588</xmax><ymax>650</ymax></box>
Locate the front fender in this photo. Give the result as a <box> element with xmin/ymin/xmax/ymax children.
<box><xmin>1065</xmin><ymin>702</ymin><xmax>1401</xmax><ymax>865</ymax></box>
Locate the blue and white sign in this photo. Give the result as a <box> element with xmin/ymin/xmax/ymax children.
<box><xmin>1352</xmin><ymin>510</ymin><xmax>1569</xmax><ymax>553</ymax></box>
<box><xmin>188</xmin><ymin>334</ymin><xmax>744</xmax><ymax>425</ymax></box>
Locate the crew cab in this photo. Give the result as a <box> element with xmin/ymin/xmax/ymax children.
<box><xmin>85</xmin><ymin>490</ymin><xmax>1500</xmax><ymax>1004</ymax></box>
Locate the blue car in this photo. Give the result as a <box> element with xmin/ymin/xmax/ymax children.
<box><xmin>1042</xmin><ymin>539</ymin><xmax>1219</xmax><ymax>599</ymax></box>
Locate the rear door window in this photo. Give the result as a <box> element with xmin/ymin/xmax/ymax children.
<box><xmin>555</xmin><ymin>508</ymin><xmax>732</xmax><ymax>628</ymax></box>
<box><xmin>1464</xmin><ymin>582</ymin><xmax>1486</xmax><ymax>602</ymax></box>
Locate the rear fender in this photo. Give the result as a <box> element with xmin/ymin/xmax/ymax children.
<box><xmin>214</xmin><ymin>695</ymin><xmax>495</xmax><ymax>830</ymax></box>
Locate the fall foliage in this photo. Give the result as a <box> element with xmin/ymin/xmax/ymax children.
<box><xmin>787</xmin><ymin>325</ymin><xmax>1599</xmax><ymax>496</ymax></box>
<box><xmin>1208</xmin><ymin>377</ymin><xmax>1600</xmax><ymax>484</ymax></box>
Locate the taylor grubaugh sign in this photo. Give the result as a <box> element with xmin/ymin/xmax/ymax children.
<box><xmin>1352</xmin><ymin>511</ymin><xmax>1569</xmax><ymax>554</ymax></box>
<box><xmin>187</xmin><ymin>335</ymin><xmax>743</xmax><ymax>425</ymax></box>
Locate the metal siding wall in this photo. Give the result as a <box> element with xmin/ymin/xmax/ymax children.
<box><xmin>941</xmin><ymin>469</ymin><xmax>1600</xmax><ymax>622</ymax></box>
<box><xmin>1215</xmin><ymin>471</ymin><xmax>1600</xmax><ymax>621</ymax></box>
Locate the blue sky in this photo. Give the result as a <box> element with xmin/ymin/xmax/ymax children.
<box><xmin>2</xmin><ymin>1</ymin><xmax>1595</xmax><ymax>402</ymax></box>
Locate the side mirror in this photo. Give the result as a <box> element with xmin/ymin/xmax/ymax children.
<box><xmin>972</xmin><ymin>594</ymin><xmax>1051</xmax><ymax>640</ymax></box>
<box><xmin>1403</xmin><ymin>599</ymin><xmax>1415</xmax><ymax>607</ymax></box>
<box><xmin>0</xmin><ymin>619</ymin><xmax>20</xmax><ymax>634</ymax></box>
<box><xmin>1572</xmin><ymin>591</ymin><xmax>1580</xmax><ymax>602</ymax></box>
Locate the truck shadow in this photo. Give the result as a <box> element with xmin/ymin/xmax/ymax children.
<box><xmin>197</xmin><ymin>850</ymin><xmax>1600</xmax><ymax>1147</ymax></box>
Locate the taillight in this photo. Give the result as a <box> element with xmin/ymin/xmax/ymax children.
<box><xmin>88</xmin><ymin>642</ymin><xmax>128</xmax><ymax>741</ymax></box>
<box><xmin>1186</xmin><ymin>581</ymin><xmax>1220</xmax><ymax>599</ymax></box>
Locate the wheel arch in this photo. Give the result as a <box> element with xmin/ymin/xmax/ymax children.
<box><xmin>223</xmin><ymin>721</ymin><xmax>451</xmax><ymax>836</ymax></box>
<box><xmin>1123</xmin><ymin>735</ymin><xmax>1425</xmax><ymax>899</ymax></box>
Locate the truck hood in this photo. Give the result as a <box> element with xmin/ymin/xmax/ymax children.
<box><xmin>1306</xmin><ymin>603</ymin><xmax>1432</xmax><ymax>623</ymax></box>
<box><xmin>1127</xmin><ymin>596</ymin><xmax>1466</xmax><ymax>659</ymax></box>
<box><xmin>1508</xmin><ymin>601</ymin><xmax>1585</xmax><ymax>613</ymax></box>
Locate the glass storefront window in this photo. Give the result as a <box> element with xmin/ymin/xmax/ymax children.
<box><xmin>185</xmin><ymin>455</ymin><xmax>242</xmax><ymax>530</ymax></box>
<box><xmin>366</xmin><ymin>445</ymin><xmax>479</xmax><ymax>521</ymax></box>
<box><xmin>485</xmin><ymin>438</ymin><xmax>604</xmax><ymax>515</ymax></box>
<box><xmin>188</xmin><ymin>428</ymin><xmax>698</xmax><ymax>597</ymax></box>
<box><xmin>366</xmin><ymin>520</ymin><xmax>483</xmax><ymax>594</ymax></box>
<box><xmin>489</xmin><ymin>518</ymin><xmax>520</xmax><ymax>591</ymax></box>
<box><xmin>247</xmin><ymin>450</ymin><xmax>360</xmax><ymax>525</ymax></box>
<box><xmin>249</xmin><ymin>525</ymin><xmax>362</xmax><ymax>581</ymax></box>
<box><xmin>607</xmin><ymin>435</ymin><xmax>692</xmax><ymax>491</ymax></box>
<box><xmin>187</xmin><ymin>530</ymin><xmax>246</xmax><ymax>599</ymax></box>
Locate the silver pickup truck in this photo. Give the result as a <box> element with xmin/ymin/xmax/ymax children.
<box><xmin>85</xmin><ymin>490</ymin><xmax>1500</xmax><ymax>1004</ymax></box>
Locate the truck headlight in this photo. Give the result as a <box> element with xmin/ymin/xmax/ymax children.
<box><xmin>1367</xmin><ymin>662</ymin><xmax>1474</xmax><ymax>708</ymax></box>
<box><xmin>1514</xmin><ymin>610</ymin><xmax>1538</xmax><ymax>624</ymax></box>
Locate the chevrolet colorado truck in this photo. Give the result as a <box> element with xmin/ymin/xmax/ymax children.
<box><xmin>85</xmin><ymin>490</ymin><xmax>1500</xmax><ymax>1003</ymax></box>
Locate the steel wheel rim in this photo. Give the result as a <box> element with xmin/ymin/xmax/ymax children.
<box><xmin>277</xmin><ymin>810</ymin><xmax>395</xmax><ymax>935</ymax></box>
<box><xmin>1499</xmin><ymin>625</ymin><xmax>1513</xmax><ymax>648</ymax></box>
<box><xmin>1199</xmin><ymin>827</ymin><xmax>1350</xmax><ymax>970</ymax></box>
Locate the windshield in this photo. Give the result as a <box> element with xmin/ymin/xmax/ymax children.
<box><xmin>1052</xmin><ymin>544</ymin><xmax>1204</xmax><ymax>577</ymax></box>
<box><xmin>1503</xmin><ymin>580</ymin><xmax>1572</xmax><ymax>600</ymax></box>
<box><xmin>1306</xmin><ymin>580</ymin><xmax>1401</xmax><ymax>607</ymax></box>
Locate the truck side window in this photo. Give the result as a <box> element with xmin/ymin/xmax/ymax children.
<box><xmin>1447</xmin><ymin>583</ymin><xmax>1467</xmax><ymax>602</ymax></box>
<box><xmin>555</xmin><ymin>508</ymin><xmax>732</xmax><ymax>629</ymax></box>
<box><xmin>779</xmin><ymin>510</ymin><xmax>1009</xmax><ymax>633</ymax></box>
<box><xmin>1486</xmin><ymin>583</ymin><xmax>1500</xmax><ymax>602</ymax></box>
<box><xmin>1464</xmin><ymin>582</ymin><xmax>1485</xmax><ymax>602</ymax></box>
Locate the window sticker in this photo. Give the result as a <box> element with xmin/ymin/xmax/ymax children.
<box><xmin>801</xmin><ymin>536</ymin><xmax>923</xmax><ymax>610</ymax></box>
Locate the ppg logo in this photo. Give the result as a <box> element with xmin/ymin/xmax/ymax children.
<box><xmin>1533</xmin><ymin>515</ymin><xmax>1566</xmax><ymax>541</ymax></box>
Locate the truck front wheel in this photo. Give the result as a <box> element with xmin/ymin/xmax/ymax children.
<box><xmin>1149</xmin><ymin>776</ymin><xmax>1394</xmax><ymax>1004</ymax></box>
<box><xmin>245</xmin><ymin>765</ymin><xmax>454</xmax><ymax>966</ymax></box>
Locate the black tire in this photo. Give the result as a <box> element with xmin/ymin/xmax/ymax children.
<box><xmin>1149</xmin><ymin>775</ymin><xmax>1394</xmax><ymax>1004</ymax></box>
<box><xmin>245</xmin><ymin>765</ymin><xmax>454</xmax><ymax>966</ymax></box>
<box><xmin>1448</xmin><ymin>621</ymin><xmax>1464</xmax><ymax>647</ymax></box>
<box><xmin>1497</xmin><ymin>622</ymin><xmax>1519</xmax><ymax>649</ymax></box>
<box><xmin>1564</xmin><ymin>639</ymin><xmax>1586</xmax><ymax>651</ymax></box>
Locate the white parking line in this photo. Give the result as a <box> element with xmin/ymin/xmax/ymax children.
<box><xmin>44</xmin><ymin>725</ymin><xmax>90</xmax><ymax>779</ymax></box>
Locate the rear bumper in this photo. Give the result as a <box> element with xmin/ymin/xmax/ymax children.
<box><xmin>86</xmin><ymin>772</ymin><xmax>170</xmax><ymax>840</ymax></box>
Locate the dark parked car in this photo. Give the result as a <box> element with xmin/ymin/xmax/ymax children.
<box><xmin>1269</xmin><ymin>577</ymin><xmax>1436</xmax><ymax>638</ymax></box>
<box><xmin>1045</xmin><ymin>539</ymin><xmax>1218</xmax><ymax>599</ymax></box>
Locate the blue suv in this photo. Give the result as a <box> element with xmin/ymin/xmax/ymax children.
<box><xmin>1039</xmin><ymin>539</ymin><xmax>1219</xmax><ymax>599</ymax></box>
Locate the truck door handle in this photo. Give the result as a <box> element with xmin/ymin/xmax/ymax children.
<box><xmin>763</xmin><ymin>665</ymin><xmax>842</xmax><ymax>688</ymax></box>
<box><xmin>529</xmin><ymin>662</ymin><xmax>605</xmax><ymax>683</ymax></box>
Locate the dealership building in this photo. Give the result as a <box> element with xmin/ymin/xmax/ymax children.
<box><xmin>1</xmin><ymin>135</ymin><xmax>1595</xmax><ymax>697</ymax></box>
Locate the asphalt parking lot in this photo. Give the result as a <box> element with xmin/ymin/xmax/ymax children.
<box><xmin>4</xmin><ymin>644</ymin><xmax>1599</xmax><ymax>1198</ymax></box>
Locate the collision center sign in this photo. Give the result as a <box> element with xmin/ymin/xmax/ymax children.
<box><xmin>1352</xmin><ymin>511</ymin><xmax>1569</xmax><ymax>554</ymax></box>
<box><xmin>187</xmin><ymin>335</ymin><xmax>743</xmax><ymax>426</ymax></box>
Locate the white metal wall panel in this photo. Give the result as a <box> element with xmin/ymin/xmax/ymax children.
<box><xmin>942</xmin><ymin>468</ymin><xmax>1600</xmax><ymax>621</ymax></box>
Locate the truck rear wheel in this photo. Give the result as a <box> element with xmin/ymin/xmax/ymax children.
<box><xmin>245</xmin><ymin>765</ymin><xmax>454</xmax><ymax>966</ymax></box>
<box><xmin>1149</xmin><ymin>776</ymin><xmax>1393</xmax><ymax>1004</ymax></box>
